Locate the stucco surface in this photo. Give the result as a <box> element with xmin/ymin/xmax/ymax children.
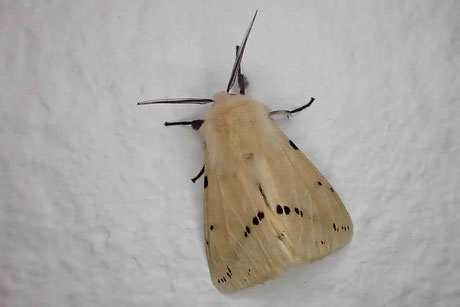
<box><xmin>1</xmin><ymin>1</ymin><xmax>459</xmax><ymax>306</ymax></box>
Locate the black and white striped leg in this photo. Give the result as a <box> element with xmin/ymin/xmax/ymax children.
<box><xmin>164</xmin><ymin>120</ymin><xmax>204</xmax><ymax>130</ymax></box>
<box><xmin>191</xmin><ymin>164</ymin><xmax>205</xmax><ymax>183</ymax></box>
<box><xmin>270</xmin><ymin>97</ymin><xmax>316</xmax><ymax>118</ymax></box>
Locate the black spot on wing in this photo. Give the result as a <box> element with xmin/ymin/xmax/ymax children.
<box><xmin>244</xmin><ymin>212</ymin><xmax>265</xmax><ymax>238</ymax></box>
<box><xmin>204</xmin><ymin>176</ymin><xmax>208</xmax><ymax>189</ymax></box>
<box><xmin>276</xmin><ymin>205</ymin><xmax>283</xmax><ymax>214</ymax></box>
<box><xmin>330</xmin><ymin>187</ymin><xmax>335</xmax><ymax>192</ymax></box>
<box><xmin>289</xmin><ymin>140</ymin><xmax>299</xmax><ymax>150</ymax></box>
<box><xmin>294</xmin><ymin>207</ymin><xmax>300</xmax><ymax>215</ymax></box>
<box><xmin>318</xmin><ymin>181</ymin><xmax>323</xmax><ymax>186</ymax></box>
<box><xmin>257</xmin><ymin>211</ymin><xmax>264</xmax><ymax>220</ymax></box>
<box><xmin>283</xmin><ymin>206</ymin><xmax>291</xmax><ymax>215</ymax></box>
<box><xmin>210</xmin><ymin>225</ymin><xmax>214</xmax><ymax>231</ymax></box>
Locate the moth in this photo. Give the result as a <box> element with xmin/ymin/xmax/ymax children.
<box><xmin>138</xmin><ymin>11</ymin><xmax>353</xmax><ymax>293</ymax></box>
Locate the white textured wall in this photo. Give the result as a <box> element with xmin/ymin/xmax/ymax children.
<box><xmin>1</xmin><ymin>1</ymin><xmax>459</xmax><ymax>306</ymax></box>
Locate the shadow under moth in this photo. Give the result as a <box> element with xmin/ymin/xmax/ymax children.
<box><xmin>138</xmin><ymin>10</ymin><xmax>353</xmax><ymax>293</ymax></box>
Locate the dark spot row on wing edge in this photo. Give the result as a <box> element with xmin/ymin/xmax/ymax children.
<box><xmin>244</xmin><ymin>211</ymin><xmax>265</xmax><ymax>237</ymax></box>
<box><xmin>318</xmin><ymin>181</ymin><xmax>335</xmax><ymax>193</ymax></box>
<box><xmin>217</xmin><ymin>265</ymin><xmax>234</xmax><ymax>284</ymax></box>
<box><xmin>277</xmin><ymin>204</ymin><xmax>303</xmax><ymax>217</ymax></box>
<box><xmin>333</xmin><ymin>223</ymin><xmax>350</xmax><ymax>232</ymax></box>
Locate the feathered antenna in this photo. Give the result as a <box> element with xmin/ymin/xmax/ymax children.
<box><xmin>137</xmin><ymin>10</ymin><xmax>258</xmax><ymax>106</ymax></box>
<box><xmin>137</xmin><ymin>98</ymin><xmax>213</xmax><ymax>106</ymax></box>
<box><xmin>226</xmin><ymin>10</ymin><xmax>258</xmax><ymax>93</ymax></box>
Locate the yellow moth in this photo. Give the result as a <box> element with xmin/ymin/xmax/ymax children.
<box><xmin>138</xmin><ymin>10</ymin><xmax>353</xmax><ymax>293</ymax></box>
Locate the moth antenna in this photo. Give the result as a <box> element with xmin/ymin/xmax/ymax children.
<box><xmin>137</xmin><ymin>98</ymin><xmax>213</xmax><ymax>106</ymax></box>
<box><xmin>226</xmin><ymin>10</ymin><xmax>258</xmax><ymax>93</ymax></box>
<box><xmin>236</xmin><ymin>45</ymin><xmax>249</xmax><ymax>95</ymax></box>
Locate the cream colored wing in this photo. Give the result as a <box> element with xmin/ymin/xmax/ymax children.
<box><xmin>203</xmin><ymin>123</ymin><xmax>353</xmax><ymax>293</ymax></box>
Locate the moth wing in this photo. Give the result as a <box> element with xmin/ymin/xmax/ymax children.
<box><xmin>204</xmin><ymin>119</ymin><xmax>353</xmax><ymax>293</ymax></box>
<box><xmin>256</xmin><ymin>131</ymin><xmax>354</xmax><ymax>263</ymax></box>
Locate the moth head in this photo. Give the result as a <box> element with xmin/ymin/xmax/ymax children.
<box><xmin>212</xmin><ymin>91</ymin><xmax>236</xmax><ymax>105</ymax></box>
<box><xmin>137</xmin><ymin>10</ymin><xmax>257</xmax><ymax>110</ymax></box>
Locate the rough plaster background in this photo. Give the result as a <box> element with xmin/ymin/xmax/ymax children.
<box><xmin>1</xmin><ymin>1</ymin><xmax>460</xmax><ymax>306</ymax></box>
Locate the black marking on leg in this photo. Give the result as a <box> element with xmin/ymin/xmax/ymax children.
<box><xmin>276</xmin><ymin>205</ymin><xmax>283</xmax><ymax>214</ymax></box>
<box><xmin>164</xmin><ymin>119</ymin><xmax>204</xmax><ymax>130</ymax></box>
<box><xmin>191</xmin><ymin>120</ymin><xmax>204</xmax><ymax>130</ymax></box>
<box><xmin>283</xmin><ymin>206</ymin><xmax>291</xmax><ymax>215</ymax></box>
<box><xmin>191</xmin><ymin>165</ymin><xmax>205</xmax><ymax>183</ymax></box>
<box><xmin>289</xmin><ymin>140</ymin><xmax>299</xmax><ymax>150</ymax></box>
<box><xmin>204</xmin><ymin>176</ymin><xmax>208</xmax><ymax>189</ymax></box>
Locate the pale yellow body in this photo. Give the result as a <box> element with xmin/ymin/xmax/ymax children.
<box><xmin>200</xmin><ymin>92</ymin><xmax>353</xmax><ymax>293</ymax></box>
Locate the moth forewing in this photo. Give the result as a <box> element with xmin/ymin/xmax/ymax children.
<box><xmin>200</xmin><ymin>93</ymin><xmax>352</xmax><ymax>293</ymax></box>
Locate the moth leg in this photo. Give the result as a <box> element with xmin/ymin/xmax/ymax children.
<box><xmin>191</xmin><ymin>164</ymin><xmax>205</xmax><ymax>183</ymax></box>
<box><xmin>164</xmin><ymin>120</ymin><xmax>204</xmax><ymax>130</ymax></box>
<box><xmin>235</xmin><ymin>45</ymin><xmax>248</xmax><ymax>95</ymax></box>
<box><xmin>269</xmin><ymin>97</ymin><xmax>316</xmax><ymax>118</ymax></box>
